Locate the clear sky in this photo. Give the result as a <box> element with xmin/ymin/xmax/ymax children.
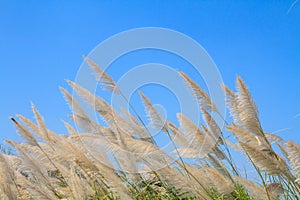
<box><xmin>0</xmin><ymin>1</ymin><xmax>300</xmax><ymax>146</ymax></box>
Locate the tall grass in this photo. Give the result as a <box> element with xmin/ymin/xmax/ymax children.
<box><xmin>1</xmin><ymin>57</ymin><xmax>300</xmax><ymax>199</ymax></box>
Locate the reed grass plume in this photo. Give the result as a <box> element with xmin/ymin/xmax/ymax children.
<box><xmin>0</xmin><ymin>57</ymin><xmax>299</xmax><ymax>200</ymax></box>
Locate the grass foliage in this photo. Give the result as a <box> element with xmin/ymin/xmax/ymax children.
<box><xmin>1</xmin><ymin>57</ymin><xmax>300</xmax><ymax>199</ymax></box>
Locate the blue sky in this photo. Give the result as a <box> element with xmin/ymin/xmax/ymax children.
<box><xmin>0</xmin><ymin>0</ymin><xmax>300</xmax><ymax>146</ymax></box>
